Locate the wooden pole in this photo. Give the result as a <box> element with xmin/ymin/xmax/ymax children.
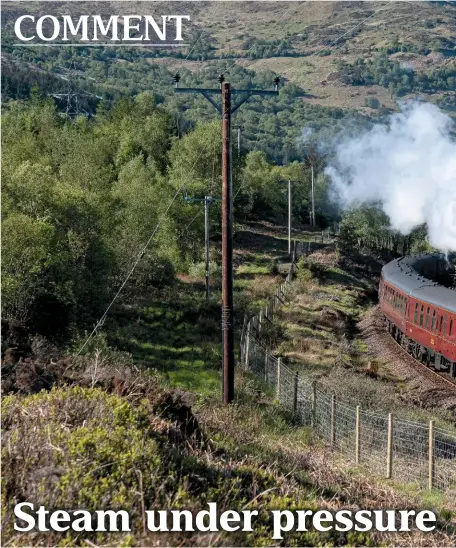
<box><xmin>221</xmin><ymin>82</ymin><xmax>234</xmax><ymax>405</ymax></box>
<box><xmin>355</xmin><ymin>405</ymin><xmax>360</xmax><ymax>465</ymax></box>
<box><xmin>428</xmin><ymin>420</ymin><xmax>434</xmax><ymax>490</ymax></box>
<box><xmin>293</xmin><ymin>372</ymin><xmax>298</xmax><ymax>415</ymax></box>
<box><xmin>311</xmin><ymin>164</ymin><xmax>315</xmax><ymax>227</ymax></box>
<box><xmin>264</xmin><ymin>350</ymin><xmax>269</xmax><ymax>383</ymax></box>
<box><xmin>386</xmin><ymin>413</ymin><xmax>393</xmax><ymax>479</ymax></box>
<box><xmin>311</xmin><ymin>381</ymin><xmax>317</xmax><ymax>428</ymax></box>
<box><xmin>330</xmin><ymin>394</ymin><xmax>336</xmax><ymax>446</ymax></box>
<box><xmin>244</xmin><ymin>324</ymin><xmax>250</xmax><ymax>369</ymax></box>
<box><xmin>288</xmin><ymin>179</ymin><xmax>292</xmax><ymax>256</ymax></box>
<box><xmin>204</xmin><ymin>196</ymin><xmax>210</xmax><ymax>299</ymax></box>
<box><xmin>276</xmin><ymin>358</ymin><xmax>282</xmax><ymax>402</ymax></box>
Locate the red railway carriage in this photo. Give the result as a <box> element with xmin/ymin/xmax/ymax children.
<box><xmin>379</xmin><ymin>255</ymin><xmax>456</xmax><ymax>377</ymax></box>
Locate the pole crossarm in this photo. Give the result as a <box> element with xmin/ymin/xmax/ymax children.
<box><xmin>184</xmin><ymin>195</ymin><xmax>221</xmax><ymax>203</ymax></box>
<box><xmin>174</xmin><ymin>75</ymin><xmax>280</xmax><ymax>404</ymax></box>
<box><xmin>175</xmin><ymin>87</ymin><xmax>278</xmax><ymax>115</ymax></box>
<box><xmin>231</xmin><ymin>90</ymin><xmax>278</xmax><ymax>113</ymax></box>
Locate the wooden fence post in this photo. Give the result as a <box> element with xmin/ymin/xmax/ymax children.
<box><xmin>240</xmin><ymin>314</ymin><xmax>247</xmax><ymax>364</ymax></box>
<box><xmin>264</xmin><ymin>350</ymin><xmax>269</xmax><ymax>383</ymax></box>
<box><xmin>386</xmin><ymin>413</ymin><xmax>393</xmax><ymax>479</ymax></box>
<box><xmin>429</xmin><ymin>420</ymin><xmax>434</xmax><ymax>490</ymax></box>
<box><xmin>276</xmin><ymin>358</ymin><xmax>282</xmax><ymax>402</ymax></box>
<box><xmin>311</xmin><ymin>381</ymin><xmax>317</xmax><ymax>428</ymax></box>
<box><xmin>293</xmin><ymin>372</ymin><xmax>298</xmax><ymax>415</ymax></box>
<box><xmin>330</xmin><ymin>394</ymin><xmax>336</xmax><ymax>446</ymax></box>
<box><xmin>244</xmin><ymin>324</ymin><xmax>250</xmax><ymax>369</ymax></box>
<box><xmin>355</xmin><ymin>405</ymin><xmax>360</xmax><ymax>465</ymax></box>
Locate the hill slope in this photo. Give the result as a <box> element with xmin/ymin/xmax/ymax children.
<box><xmin>2</xmin><ymin>1</ymin><xmax>455</xmax><ymax>112</ymax></box>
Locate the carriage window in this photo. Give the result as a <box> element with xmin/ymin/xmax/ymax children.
<box><xmin>419</xmin><ymin>305</ymin><xmax>424</xmax><ymax>326</ymax></box>
<box><xmin>450</xmin><ymin>319</ymin><xmax>454</xmax><ymax>338</ymax></box>
<box><xmin>425</xmin><ymin>307</ymin><xmax>430</xmax><ymax>329</ymax></box>
<box><xmin>439</xmin><ymin>316</ymin><xmax>443</xmax><ymax>333</ymax></box>
<box><xmin>431</xmin><ymin>310</ymin><xmax>437</xmax><ymax>330</ymax></box>
<box><xmin>443</xmin><ymin>315</ymin><xmax>447</xmax><ymax>336</ymax></box>
<box><xmin>414</xmin><ymin>303</ymin><xmax>419</xmax><ymax>324</ymax></box>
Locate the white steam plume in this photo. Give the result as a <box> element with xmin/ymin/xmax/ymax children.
<box><xmin>326</xmin><ymin>102</ymin><xmax>456</xmax><ymax>252</ymax></box>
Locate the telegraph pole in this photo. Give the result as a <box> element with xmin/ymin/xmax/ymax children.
<box><xmin>303</xmin><ymin>146</ymin><xmax>325</xmax><ymax>228</ymax></box>
<box><xmin>184</xmin><ymin>194</ymin><xmax>220</xmax><ymax>299</ymax></box>
<box><xmin>204</xmin><ymin>196</ymin><xmax>210</xmax><ymax>299</ymax></box>
<box><xmin>288</xmin><ymin>179</ymin><xmax>292</xmax><ymax>255</ymax></box>
<box><xmin>280</xmin><ymin>179</ymin><xmax>300</xmax><ymax>256</ymax></box>
<box><xmin>175</xmin><ymin>74</ymin><xmax>280</xmax><ymax>404</ymax></box>
<box><xmin>221</xmin><ymin>82</ymin><xmax>234</xmax><ymax>404</ymax></box>
<box><xmin>311</xmin><ymin>165</ymin><xmax>316</xmax><ymax>227</ymax></box>
<box><xmin>233</xmin><ymin>125</ymin><xmax>244</xmax><ymax>155</ymax></box>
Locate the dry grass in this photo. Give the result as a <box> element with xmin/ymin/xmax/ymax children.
<box><xmin>198</xmin><ymin>382</ymin><xmax>456</xmax><ymax>545</ymax></box>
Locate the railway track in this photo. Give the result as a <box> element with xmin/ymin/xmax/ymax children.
<box><xmin>359</xmin><ymin>307</ymin><xmax>456</xmax><ymax>409</ymax></box>
<box><xmin>387</xmin><ymin>323</ymin><xmax>456</xmax><ymax>391</ymax></box>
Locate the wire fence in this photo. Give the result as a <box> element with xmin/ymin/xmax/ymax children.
<box><xmin>239</xmin><ymin>237</ymin><xmax>456</xmax><ymax>493</ymax></box>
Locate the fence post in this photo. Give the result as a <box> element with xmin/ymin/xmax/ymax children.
<box><xmin>240</xmin><ymin>315</ymin><xmax>247</xmax><ymax>365</ymax></box>
<box><xmin>244</xmin><ymin>324</ymin><xmax>250</xmax><ymax>369</ymax></box>
<box><xmin>276</xmin><ymin>358</ymin><xmax>282</xmax><ymax>402</ymax></box>
<box><xmin>321</xmin><ymin>231</ymin><xmax>324</xmax><ymax>243</ymax></box>
<box><xmin>311</xmin><ymin>381</ymin><xmax>316</xmax><ymax>428</ymax></box>
<box><xmin>259</xmin><ymin>309</ymin><xmax>263</xmax><ymax>331</ymax></box>
<box><xmin>330</xmin><ymin>394</ymin><xmax>336</xmax><ymax>447</ymax></box>
<box><xmin>355</xmin><ymin>405</ymin><xmax>360</xmax><ymax>465</ymax></box>
<box><xmin>428</xmin><ymin>420</ymin><xmax>434</xmax><ymax>490</ymax></box>
<box><xmin>264</xmin><ymin>350</ymin><xmax>269</xmax><ymax>383</ymax></box>
<box><xmin>386</xmin><ymin>413</ymin><xmax>393</xmax><ymax>479</ymax></box>
<box><xmin>293</xmin><ymin>372</ymin><xmax>298</xmax><ymax>415</ymax></box>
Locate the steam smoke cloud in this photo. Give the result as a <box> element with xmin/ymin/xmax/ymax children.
<box><xmin>326</xmin><ymin>102</ymin><xmax>456</xmax><ymax>251</ymax></box>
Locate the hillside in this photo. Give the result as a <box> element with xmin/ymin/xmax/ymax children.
<box><xmin>2</xmin><ymin>2</ymin><xmax>455</xmax><ymax>164</ymax></box>
<box><xmin>2</xmin><ymin>1</ymin><xmax>455</xmax><ymax>112</ymax></box>
<box><xmin>2</xmin><ymin>5</ymin><xmax>456</xmax><ymax>545</ymax></box>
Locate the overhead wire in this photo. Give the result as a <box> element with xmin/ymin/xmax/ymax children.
<box><xmin>223</xmin><ymin>2</ymin><xmax>299</xmax><ymax>77</ymax></box>
<box><xmin>174</xmin><ymin>1</ymin><xmax>223</xmax><ymax>70</ymax></box>
<box><xmin>229</xmin><ymin>2</ymin><xmax>393</xmax><ymax>202</ymax></box>
<box><xmin>78</xmin><ymin>2</ymin><xmax>407</xmax><ymax>354</ymax></box>
<box><xmin>77</xmin><ymin>142</ymin><xmax>209</xmax><ymax>354</ymax></box>
<box><xmin>77</xmin><ymin>185</ymin><xmax>184</xmax><ymax>355</ymax></box>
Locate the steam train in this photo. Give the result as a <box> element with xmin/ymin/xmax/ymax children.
<box><xmin>379</xmin><ymin>254</ymin><xmax>456</xmax><ymax>377</ymax></box>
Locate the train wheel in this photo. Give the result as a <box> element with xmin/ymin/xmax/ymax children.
<box><xmin>401</xmin><ymin>335</ymin><xmax>409</xmax><ymax>350</ymax></box>
<box><xmin>414</xmin><ymin>346</ymin><xmax>423</xmax><ymax>362</ymax></box>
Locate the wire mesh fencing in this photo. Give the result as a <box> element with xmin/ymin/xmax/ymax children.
<box><xmin>240</xmin><ymin>333</ymin><xmax>456</xmax><ymax>493</ymax></box>
<box><xmin>239</xmin><ymin>234</ymin><xmax>455</xmax><ymax>493</ymax></box>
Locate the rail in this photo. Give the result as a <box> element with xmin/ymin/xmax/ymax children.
<box><xmin>239</xmin><ymin>237</ymin><xmax>456</xmax><ymax>493</ymax></box>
